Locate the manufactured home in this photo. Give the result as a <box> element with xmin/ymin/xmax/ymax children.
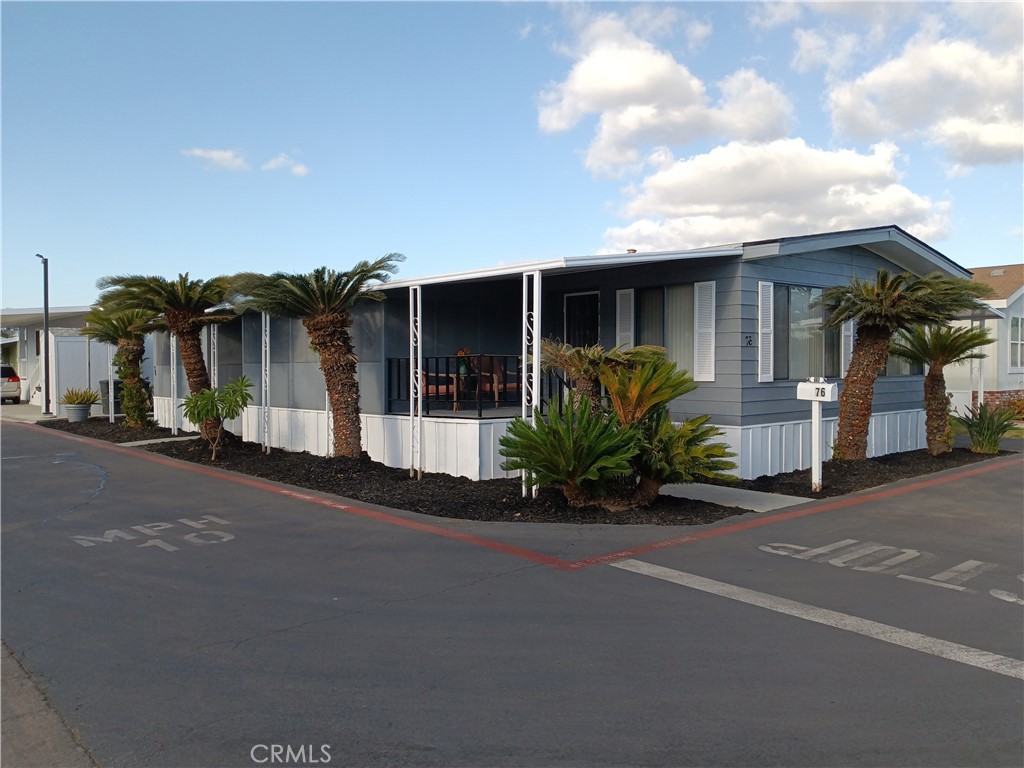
<box><xmin>151</xmin><ymin>225</ymin><xmax>978</xmax><ymax>480</ymax></box>
<box><xmin>945</xmin><ymin>263</ymin><xmax>1023</xmax><ymax>414</ymax></box>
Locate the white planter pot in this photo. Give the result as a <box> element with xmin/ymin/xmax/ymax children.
<box><xmin>64</xmin><ymin>404</ymin><xmax>93</xmax><ymax>423</ymax></box>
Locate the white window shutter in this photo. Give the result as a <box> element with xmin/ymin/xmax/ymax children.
<box><xmin>841</xmin><ymin>319</ymin><xmax>855</xmax><ymax>378</ymax></box>
<box><xmin>615</xmin><ymin>289</ymin><xmax>635</xmax><ymax>350</ymax></box>
<box><xmin>758</xmin><ymin>281</ymin><xmax>774</xmax><ymax>382</ymax></box>
<box><xmin>693</xmin><ymin>281</ymin><xmax>715</xmax><ymax>381</ymax></box>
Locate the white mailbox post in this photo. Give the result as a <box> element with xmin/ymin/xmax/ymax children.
<box><xmin>796</xmin><ymin>378</ymin><xmax>839</xmax><ymax>492</ymax></box>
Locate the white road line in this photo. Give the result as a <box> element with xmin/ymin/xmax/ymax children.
<box><xmin>609</xmin><ymin>558</ymin><xmax>1024</xmax><ymax>681</ymax></box>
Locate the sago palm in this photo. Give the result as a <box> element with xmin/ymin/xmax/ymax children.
<box><xmin>233</xmin><ymin>255</ymin><xmax>404</xmax><ymax>459</ymax></box>
<box><xmin>822</xmin><ymin>270</ymin><xmax>989</xmax><ymax>461</ymax></box>
<box><xmin>599</xmin><ymin>355</ymin><xmax>697</xmax><ymax>427</ymax></box>
<box><xmin>80</xmin><ymin>308</ymin><xmax>160</xmax><ymax>428</ymax></box>
<box><xmin>889</xmin><ymin>324</ymin><xmax>993</xmax><ymax>455</ymax></box>
<box><xmin>631</xmin><ymin>410</ymin><xmax>736</xmax><ymax>507</ymax></box>
<box><xmin>499</xmin><ymin>393</ymin><xmax>638</xmax><ymax>508</ymax></box>
<box><xmin>96</xmin><ymin>273</ymin><xmax>236</xmax><ymax>438</ymax></box>
<box><xmin>540</xmin><ymin>339</ymin><xmax>608</xmax><ymax>414</ymax></box>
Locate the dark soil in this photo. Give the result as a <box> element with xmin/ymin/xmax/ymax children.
<box><xmin>37</xmin><ymin>417</ymin><xmax>1010</xmax><ymax>526</ymax></box>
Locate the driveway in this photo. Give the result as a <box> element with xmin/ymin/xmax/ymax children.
<box><xmin>2</xmin><ymin>422</ymin><xmax>1021</xmax><ymax>767</ymax></box>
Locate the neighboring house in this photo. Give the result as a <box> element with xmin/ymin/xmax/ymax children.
<box><xmin>0</xmin><ymin>306</ymin><xmax>92</xmax><ymax>409</ymax></box>
<box><xmin>945</xmin><ymin>264</ymin><xmax>1024</xmax><ymax>413</ymax></box>
<box><xmin>150</xmin><ymin>225</ymin><xmax>980</xmax><ymax>481</ymax></box>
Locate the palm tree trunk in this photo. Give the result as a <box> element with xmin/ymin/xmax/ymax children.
<box><xmin>116</xmin><ymin>338</ymin><xmax>149</xmax><ymax>428</ymax></box>
<box><xmin>833</xmin><ymin>328</ymin><xmax>890</xmax><ymax>461</ymax></box>
<box><xmin>923</xmin><ymin>368</ymin><xmax>952</xmax><ymax>456</ymax></box>
<box><xmin>562</xmin><ymin>481</ymin><xmax>590</xmax><ymax>508</ymax></box>
<box><xmin>172</xmin><ymin>325</ymin><xmax>218</xmax><ymax>441</ymax></box>
<box><xmin>305</xmin><ymin>314</ymin><xmax>362</xmax><ymax>459</ymax></box>
<box><xmin>632</xmin><ymin>476</ymin><xmax>662</xmax><ymax>508</ymax></box>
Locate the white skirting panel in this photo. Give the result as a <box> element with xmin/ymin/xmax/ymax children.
<box><xmin>153</xmin><ymin>396</ymin><xmax>199</xmax><ymax>433</ymax></box>
<box><xmin>360</xmin><ymin>414</ymin><xmax>519</xmax><ymax>481</ymax></box>
<box><xmin>716</xmin><ymin>408</ymin><xmax>926</xmax><ymax>480</ymax></box>
<box><xmin>241</xmin><ymin>407</ymin><xmax>329</xmax><ymax>455</ymax></box>
<box><xmin>154</xmin><ymin>397</ymin><xmax>326</xmax><ymax>454</ymax></box>
<box><xmin>154</xmin><ymin>399</ymin><xmax>925</xmax><ymax>483</ymax></box>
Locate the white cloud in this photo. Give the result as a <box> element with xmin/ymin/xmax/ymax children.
<box><xmin>748</xmin><ymin>1</ymin><xmax>803</xmax><ymax>29</ymax></box>
<box><xmin>828</xmin><ymin>28</ymin><xmax>1023</xmax><ymax>169</ymax></box>
<box><xmin>685</xmin><ymin>19</ymin><xmax>712</xmax><ymax>52</ymax></box>
<box><xmin>604</xmin><ymin>139</ymin><xmax>949</xmax><ymax>251</ymax></box>
<box><xmin>181</xmin><ymin>148</ymin><xmax>250</xmax><ymax>171</ymax></box>
<box><xmin>791</xmin><ymin>28</ymin><xmax>859</xmax><ymax>80</ymax></box>
<box><xmin>261</xmin><ymin>153</ymin><xmax>310</xmax><ymax>176</ymax></box>
<box><xmin>539</xmin><ymin>12</ymin><xmax>792</xmax><ymax>176</ymax></box>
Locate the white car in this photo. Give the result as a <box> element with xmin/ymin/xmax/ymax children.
<box><xmin>1</xmin><ymin>365</ymin><xmax>22</xmax><ymax>404</ymax></box>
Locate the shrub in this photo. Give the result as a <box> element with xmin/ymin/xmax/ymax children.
<box><xmin>60</xmin><ymin>388</ymin><xmax>100</xmax><ymax>405</ymax></box>
<box><xmin>953</xmin><ymin>403</ymin><xmax>1016</xmax><ymax>454</ymax></box>
<box><xmin>499</xmin><ymin>393</ymin><xmax>638</xmax><ymax>507</ymax></box>
<box><xmin>181</xmin><ymin>376</ymin><xmax>254</xmax><ymax>460</ymax></box>
<box><xmin>1006</xmin><ymin>397</ymin><xmax>1024</xmax><ymax>420</ymax></box>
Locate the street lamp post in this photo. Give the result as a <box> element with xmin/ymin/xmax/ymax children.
<box><xmin>36</xmin><ymin>254</ymin><xmax>51</xmax><ymax>415</ymax></box>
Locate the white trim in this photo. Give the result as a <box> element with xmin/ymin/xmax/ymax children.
<box><xmin>615</xmin><ymin>289</ymin><xmax>635</xmax><ymax>350</ymax></box>
<box><xmin>693</xmin><ymin>281</ymin><xmax>715</xmax><ymax>382</ymax></box>
<box><xmin>261</xmin><ymin>311</ymin><xmax>271</xmax><ymax>452</ymax></box>
<box><xmin>377</xmin><ymin>248</ymin><xmax>743</xmax><ymax>291</ymax></box>
<box><xmin>758</xmin><ymin>281</ymin><xmax>774</xmax><ymax>383</ymax></box>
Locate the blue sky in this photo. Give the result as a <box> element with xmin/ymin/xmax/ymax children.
<box><xmin>3</xmin><ymin>1</ymin><xmax>1021</xmax><ymax>309</ymax></box>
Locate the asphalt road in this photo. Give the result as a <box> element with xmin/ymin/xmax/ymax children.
<box><xmin>2</xmin><ymin>422</ymin><xmax>1022</xmax><ymax>768</ymax></box>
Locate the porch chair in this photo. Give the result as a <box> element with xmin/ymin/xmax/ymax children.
<box><xmin>474</xmin><ymin>355</ymin><xmax>521</xmax><ymax>408</ymax></box>
<box><xmin>420</xmin><ymin>370</ymin><xmax>460</xmax><ymax>409</ymax></box>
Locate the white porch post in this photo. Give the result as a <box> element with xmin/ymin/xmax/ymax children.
<box><xmin>169</xmin><ymin>333</ymin><xmax>178</xmax><ymax>435</ymax></box>
<box><xmin>409</xmin><ymin>286</ymin><xmax>423</xmax><ymax>480</ymax></box>
<box><xmin>209</xmin><ymin>325</ymin><xmax>218</xmax><ymax>389</ymax></box>
<box><xmin>521</xmin><ymin>270</ymin><xmax>542</xmax><ymax>498</ymax></box>
<box><xmin>261</xmin><ymin>310</ymin><xmax>270</xmax><ymax>453</ymax></box>
<box><xmin>107</xmin><ymin>343</ymin><xmax>115</xmax><ymax>423</ymax></box>
<box><xmin>977</xmin><ymin>319</ymin><xmax>986</xmax><ymax>406</ymax></box>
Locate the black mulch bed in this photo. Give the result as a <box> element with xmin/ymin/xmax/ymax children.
<box><xmin>37</xmin><ymin>417</ymin><xmax>1010</xmax><ymax>526</ymax></box>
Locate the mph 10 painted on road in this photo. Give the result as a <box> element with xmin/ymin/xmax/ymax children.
<box><xmin>761</xmin><ymin>537</ymin><xmax>1024</xmax><ymax>606</ymax></box>
<box><xmin>70</xmin><ymin>514</ymin><xmax>234</xmax><ymax>553</ymax></box>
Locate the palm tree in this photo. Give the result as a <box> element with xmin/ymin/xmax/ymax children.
<box><xmin>540</xmin><ymin>340</ymin><xmax>665</xmax><ymax>415</ymax></box>
<box><xmin>96</xmin><ymin>274</ymin><xmax>236</xmax><ymax>437</ymax></box>
<box><xmin>889</xmin><ymin>324</ymin><xmax>993</xmax><ymax>456</ymax></box>
<box><xmin>822</xmin><ymin>270</ymin><xmax>990</xmax><ymax>461</ymax></box>
<box><xmin>80</xmin><ymin>308</ymin><xmax>160</xmax><ymax>428</ymax></box>
<box><xmin>233</xmin><ymin>255</ymin><xmax>404</xmax><ymax>459</ymax></box>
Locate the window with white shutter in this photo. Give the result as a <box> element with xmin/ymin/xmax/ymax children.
<box><xmin>841</xmin><ymin>319</ymin><xmax>855</xmax><ymax>378</ymax></box>
<box><xmin>758</xmin><ymin>281</ymin><xmax>774</xmax><ymax>382</ymax></box>
<box><xmin>693</xmin><ymin>281</ymin><xmax>715</xmax><ymax>381</ymax></box>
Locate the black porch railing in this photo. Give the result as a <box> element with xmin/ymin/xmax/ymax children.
<box><xmin>386</xmin><ymin>354</ymin><xmax>522</xmax><ymax>418</ymax></box>
<box><xmin>386</xmin><ymin>355</ymin><xmax>574</xmax><ymax>419</ymax></box>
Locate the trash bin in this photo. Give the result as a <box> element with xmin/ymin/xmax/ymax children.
<box><xmin>100</xmin><ymin>379</ymin><xmax>123</xmax><ymax>415</ymax></box>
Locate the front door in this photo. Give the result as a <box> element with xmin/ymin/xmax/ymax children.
<box><xmin>564</xmin><ymin>292</ymin><xmax>600</xmax><ymax>347</ymax></box>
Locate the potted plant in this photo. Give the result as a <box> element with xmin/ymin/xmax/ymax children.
<box><xmin>60</xmin><ymin>388</ymin><xmax>100</xmax><ymax>422</ymax></box>
<box><xmin>456</xmin><ymin>347</ymin><xmax>472</xmax><ymax>375</ymax></box>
